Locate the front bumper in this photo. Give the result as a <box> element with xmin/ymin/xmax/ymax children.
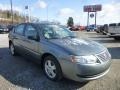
<box><xmin>60</xmin><ymin>58</ymin><xmax>112</xmax><ymax>82</ymax></box>
<box><xmin>0</xmin><ymin>30</ymin><xmax>8</xmax><ymax>33</ymax></box>
<box><xmin>76</xmin><ymin>67</ymin><xmax>110</xmax><ymax>82</ymax></box>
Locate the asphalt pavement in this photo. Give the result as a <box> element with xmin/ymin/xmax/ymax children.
<box><xmin>0</xmin><ymin>31</ymin><xmax>120</xmax><ymax>90</ymax></box>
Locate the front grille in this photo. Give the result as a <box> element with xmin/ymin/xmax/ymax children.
<box><xmin>96</xmin><ymin>50</ymin><xmax>111</xmax><ymax>62</ymax></box>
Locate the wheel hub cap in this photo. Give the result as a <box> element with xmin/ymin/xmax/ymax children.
<box><xmin>45</xmin><ymin>60</ymin><xmax>56</xmax><ymax>78</ymax></box>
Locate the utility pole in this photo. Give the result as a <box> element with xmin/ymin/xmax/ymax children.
<box><xmin>95</xmin><ymin>11</ymin><xmax>97</xmax><ymax>27</ymax></box>
<box><xmin>10</xmin><ymin>0</ymin><xmax>13</xmax><ymax>24</ymax></box>
<box><xmin>25</xmin><ymin>5</ymin><xmax>30</xmax><ymax>22</ymax></box>
<box><xmin>87</xmin><ymin>12</ymin><xmax>89</xmax><ymax>27</ymax></box>
<box><xmin>46</xmin><ymin>5</ymin><xmax>48</xmax><ymax>21</ymax></box>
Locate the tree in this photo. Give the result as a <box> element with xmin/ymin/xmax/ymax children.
<box><xmin>67</xmin><ymin>17</ymin><xmax>74</xmax><ymax>27</ymax></box>
<box><xmin>6</xmin><ymin>11</ymin><xmax>11</xmax><ymax>18</ymax></box>
<box><xmin>14</xmin><ymin>13</ymin><xmax>18</xmax><ymax>20</ymax></box>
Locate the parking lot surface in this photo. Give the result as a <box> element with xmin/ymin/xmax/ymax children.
<box><xmin>0</xmin><ymin>32</ymin><xmax>120</xmax><ymax>90</ymax></box>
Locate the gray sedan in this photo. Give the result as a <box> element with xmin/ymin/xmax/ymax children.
<box><xmin>9</xmin><ymin>22</ymin><xmax>112</xmax><ymax>82</ymax></box>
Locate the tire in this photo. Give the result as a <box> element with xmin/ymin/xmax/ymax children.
<box><xmin>9</xmin><ymin>43</ymin><xmax>17</xmax><ymax>56</ymax></box>
<box><xmin>96</xmin><ymin>31</ymin><xmax>99</xmax><ymax>33</ymax></box>
<box><xmin>43</xmin><ymin>55</ymin><xmax>62</xmax><ymax>81</ymax></box>
<box><xmin>114</xmin><ymin>37</ymin><xmax>120</xmax><ymax>40</ymax></box>
<box><xmin>102</xmin><ymin>32</ymin><xmax>107</xmax><ymax>35</ymax></box>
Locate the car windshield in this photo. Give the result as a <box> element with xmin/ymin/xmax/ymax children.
<box><xmin>42</xmin><ymin>25</ymin><xmax>76</xmax><ymax>39</ymax></box>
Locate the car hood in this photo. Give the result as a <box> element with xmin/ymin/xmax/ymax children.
<box><xmin>49</xmin><ymin>38</ymin><xmax>106</xmax><ymax>56</ymax></box>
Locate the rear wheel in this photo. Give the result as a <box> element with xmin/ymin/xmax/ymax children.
<box><xmin>9</xmin><ymin>43</ymin><xmax>17</xmax><ymax>56</ymax></box>
<box><xmin>43</xmin><ymin>56</ymin><xmax>62</xmax><ymax>81</ymax></box>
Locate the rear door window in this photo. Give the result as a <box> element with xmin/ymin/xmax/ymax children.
<box><xmin>15</xmin><ymin>24</ymin><xmax>25</xmax><ymax>35</ymax></box>
<box><xmin>24</xmin><ymin>25</ymin><xmax>38</xmax><ymax>40</ymax></box>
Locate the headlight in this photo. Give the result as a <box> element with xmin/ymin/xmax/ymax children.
<box><xmin>71</xmin><ymin>55</ymin><xmax>98</xmax><ymax>64</ymax></box>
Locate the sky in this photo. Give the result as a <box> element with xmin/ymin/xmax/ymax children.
<box><xmin>0</xmin><ymin>0</ymin><xmax>120</xmax><ymax>25</ymax></box>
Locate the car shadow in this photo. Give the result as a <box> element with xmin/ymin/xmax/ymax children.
<box><xmin>87</xmin><ymin>37</ymin><xmax>120</xmax><ymax>44</ymax></box>
<box><xmin>94</xmin><ymin>39</ymin><xmax>120</xmax><ymax>43</ymax></box>
<box><xmin>89</xmin><ymin>36</ymin><xmax>111</xmax><ymax>38</ymax></box>
<box><xmin>107</xmin><ymin>47</ymin><xmax>120</xmax><ymax>59</ymax></box>
<box><xmin>0</xmin><ymin>47</ymin><xmax>88</xmax><ymax>90</ymax></box>
<box><xmin>85</xmin><ymin>32</ymin><xmax>102</xmax><ymax>35</ymax></box>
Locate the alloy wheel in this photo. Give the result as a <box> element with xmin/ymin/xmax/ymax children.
<box><xmin>45</xmin><ymin>60</ymin><xmax>56</xmax><ymax>79</ymax></box>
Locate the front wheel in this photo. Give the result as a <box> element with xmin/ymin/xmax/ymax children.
<box><xmin>43</xmin><ymin>56</ymin><xmax>62</xmax><ymax>81</ymax></box>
